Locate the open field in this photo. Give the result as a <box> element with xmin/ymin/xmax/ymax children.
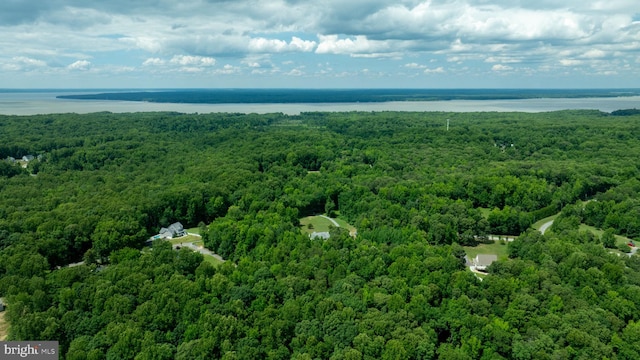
<box><xmin>299</xmin><ymin>215</ymin><xmax>357</xmax><ymax>236</ymax></box>
<box><xmin>186</xmin><ymin>227</ymin><xmax>202</xmax><ymax>235</ymax></box>
<box><xmin>333</xmin><ymin>218</ymin><xmax>358</xmax><ymax>235</ymax></box>
<box><xmin>299</xmin><ymin>216</ymin><xmax>338</xmax><ymax>234</ymax></box>
<box><xmin>578</xmin><ymin>224</ymin><xmax>632</xmax><ymax>246</ymax></box>
<box><xmin>202</xmin><ymin>254</ymin><xmax>224</xmax><ymax>267</ymax></box>
<box><xmin>0</xmin><ymin>312</ymin><xmax>8</xmax><ymax>341</ymax></box>
<box><xmin>464</xmin><ymin>242</ymin><xmax>510</xmax><ymax>261</ymax></box>
<box><xmin>168</xmin><ymin>234</ymin><xmax>202</xmax><ymax>245</ymax></box>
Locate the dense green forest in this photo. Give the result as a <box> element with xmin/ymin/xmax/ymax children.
<box><xmin>1</xmin><ymin>110</ymin><xmax>640</xmax><ymax>359</ymax></box>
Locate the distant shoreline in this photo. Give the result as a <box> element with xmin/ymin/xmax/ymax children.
<box><xmin>55</xmin><ymin>88</ymin><xmax>640</xmax><ymax>104</ymax></box>
<box><xmin>2</xmin><ymin>90</ymin><xmax>640</xmax><ymax>115</ymax></box>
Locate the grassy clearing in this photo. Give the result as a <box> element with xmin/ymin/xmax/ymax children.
<box><xmin>186</xmin><ymin>227</ymin><xmax>202</xmax><ymax>235</ymax></box>
<box><xmin>192</xmin><ymin>239</ymin><xmax>204</xmax><ymax>247</ymax></box>
<box><xmin>168</xmin><ymin>234</ymin><xmax>202</xmax><ymax>245</ymax></box>
<box><xmin>463</xmin><ymin>242</ymin><xmax>510</xmax><ymax>261</ymax></box>
<box><xmin>334</xmin><ymin>218</ymin><xmax>357</xmax><ymax>233</ymax></box>
<box><xmin>0</xmin><ymin>312</ymin><xmax>8</xmax><ymax>341</ymax></box>
<box><xmin>578</xmin><ymin>224</ymin><xmax>632</xmax><ymax>246</ymax></box>
<box><xmin>299</xmin><ymin>215</ymin><xmax>357</xmax><ymax>236</ymax></box>
<box><xmin>478</xmin><ymin>207</ymin><xmax>492</xmax><ymax>219</ymax></box>
<box><xmin>202</xmin><ymin>254</ymin><xmax>224</xmax><ymax>267</ymax></box>
<box><xmin>299</xmin><ymin>216</ymin><xmax>337</xmax><ymax>234</ymax></box>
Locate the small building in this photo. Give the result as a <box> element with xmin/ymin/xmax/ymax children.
<box><xmin>310</xmin><ymin>231</ymin><xmax>330</xmax><ymax>240</ymax></box>
<box><xmin>6</xmin><ymin>157</ymin><xmax>15</xmax><ymax>163</ymax></box>
<box><xmin>168</xmin><ymin>222</ymin><xmax>186</xmax><ymax>237</ymax></box>
<box><xmin>156</xmin><ymin>222</ymin><xmax>187</xmax><ymax>240</ymax></box>
<box><xmin>22</xmin><ymin>155</ymin><xmax>35</xmax><ymax>162</ymax></box>
<box><xmin>0</xmin><ymin>298</ymin><xmax>5</xmax><ymax>312</ymax></box>
<box><xmin>158</xmin><ymin>227</ymin><xmax>173</xmax><ymax>239</ymax></box>
<box><xmin>474</xmin><ymin>254</ymin><xmax>497</xmax><ymax>271</ymax></box>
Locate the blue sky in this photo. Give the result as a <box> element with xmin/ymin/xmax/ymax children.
<box><xmin>1</xmin><ymin>0</ymin><xmax>639</xmax><ymax>88</ymax></box>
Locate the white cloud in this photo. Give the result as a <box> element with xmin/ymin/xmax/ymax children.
<box><xmin>13</xmin><ymin>56</ymin><xmax>47</xmax><ymax>67</ymax></box>
<box><xmin>403</xmin><ymin>63</ymin><xmax>444</xmax><ymax>74</ymax></box>
<box><xmin>215</xmin><ymin>64</ymin><xmax>240</xmax><ymax>74</ymax></box>
<box><xmin>352</xmin><ymin>52</ymin><xmax>402</xmax><ymax>58</ymax></box>
<box><xmin>1</xmin><ymin>0</ymin><xmax>639</xmax><ymax>87</ymax></box>
<box><xmin>316</xmin><ymin>34</ymin><xmax>392</xmax><ymax>56</ymax></box>
<box><xmin>248</xmin><ymin>37</ymin><xmax>316</xmax><ymax>53</ymax></box>
<box><xmin>67</xmin><ymin>60</ymin><xmax>91</xmax><ymax>71</ymax></box>
<box><xmin>581</xmin><ymin>49</ymin><xmax>607</xmax><ymax>59</ymax></box>
<box><xmin>405</xmin><ymin>63</ymin><xmax>426</xmax><ymax>69</ymax></box>
<box><xmin>286</xmin><ymin>68</ymin><xmax>304</xmax><ymax>76</ymax></box>
<box><xmin>142</xmin><ymin>58</ymin><xmax>165</xmax><ymax>66</ymax></box>
<box><xmin>424</xmin><ymin>67</ymin><xmax>445</xmax><ymax>74</ymax></box>
<box><xmin>170</xmin><ymin>55</ymin><xmax>216</xmax><ymax>67</ymax></box>
<box><xmin>492</xmin><ymin>64</ymin><xmax>513</xmax><ymax>71</ymax></box>
<box><xmin>2</xmin><ymin>56</ymin><xmax>47</xmax><ymax>71</ymax></box>
<box><xmin>485</xmin><ymin>56</ymin><xmax>521</xmax><ymax>64</ymax></box>
<box><xmin>67</xmin><ymin>60</ymin><xmax>91</xmax><ymax>70</ymax></box>
<box><xmin>289</xmin><ymin>37</ymin><xmax>316</xmax><ymax>52</ymax></box>
<box><xmin>560</xmin><ymin>59</ymin><xmax>583</xmax><ymax>66</ymax></box>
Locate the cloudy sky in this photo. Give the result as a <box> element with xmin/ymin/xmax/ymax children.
<box><xmin>1</xmin><ymin>0</ymin><xmax>639</xmax><ymax>88</ymax></box>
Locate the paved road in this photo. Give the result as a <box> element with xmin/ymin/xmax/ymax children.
<box><xmin>320</xmin><ymin>215</ymin><xmax>340</xmax><ymax>227</ymax></box>
<box><xmin>172</xmin><ymin>233</ymin><xmax>226</xmax><ymax>262</ymax></box>
<box><xmin>469</xmin><ymin>266</ymin><xmax>485</xmax><ymax>281</ymax></box>
<box><xmin>174</xmin><ymin>241</ymin><xmax>226</xmax><ymax>263</ymax></box>
<box><xmin>539</xmin><ymin>220</ymin><xmax>554</xmax><ymax>234</ymax></box>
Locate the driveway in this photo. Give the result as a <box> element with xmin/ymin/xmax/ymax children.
<box><xmin>539</xmin><ymin>220</ymin><xmax>554</xmax><ymax>234</ymax></box>
<box><xmin>173</xmin><ymin>233</ymin><xmax>226</xmax><ymax>263</ymax></box>
<box><xmin>320</xmin><ymin>215</ymin><xmax>340</xmax><ymax>227</ymax></box>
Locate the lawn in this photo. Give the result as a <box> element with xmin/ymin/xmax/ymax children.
<box><xmin>463</xmin><ymin>241</ymin><xmax>510</xmax><ymax>261</ymax></box>
<box><xmin>168</xmin><ymin>234</ymin><xmax>202</xmax><ymax>245</ymax></box>
<box><xmin>333</xmin><ymin>218</ymin><xmax>357</xmax><ymax>235</ymax></box>
<box><xmin>186</xmin><ymin>227</ymin><xmax>202</xmax><ymax>235</ymax></box>
<box><xmin>578</xmin><ymin>224</ymin><xmax>632</xmax><ymax>246</ymax></box>
<box><xmin>478</xmin><ymin>207</ymin><xmax>492</xmax><ymax>219</ymax></box>
<box><xmin>299</xmin><ymin>215</ymin><xmax>357</xmax><ymax>236</ymax></box>
<box><xmin>0</xmin><ymin>312</ymin><xmax>8</xmax><ymax>341</ymax></box>
<box><xmin>202</xmin><ymin>254</ymin><xmax>225</xmax><ymax>267</ymax></box>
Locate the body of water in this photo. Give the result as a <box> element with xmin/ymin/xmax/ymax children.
<box><xmin>1</xmin><ymin>90</ymin><xmax>639</xmax><ymax>115</ymax></box>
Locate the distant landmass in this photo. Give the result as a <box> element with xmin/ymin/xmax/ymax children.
<box><xmin>57</xmin><ymin>88</ymin><xmax>640</xmax><ymax>104</ymax></box>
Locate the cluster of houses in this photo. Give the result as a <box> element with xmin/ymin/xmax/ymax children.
<box><xmin>5</xmin><ymin>155</ymin><xmax>38</xmax><ymax>162</ymax></box>
<box><xmin>5</xmin><ymin>154</ymin><xmax>41</xmax><ymax>168</ymax></box>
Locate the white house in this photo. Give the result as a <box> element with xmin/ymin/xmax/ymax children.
<box><xmin>157</xmin><ymin>222</ymin><xmax>187</xmax><ymax>240</ymax></box>
<box><xmin>310</xmin><ymin>231</ymin><xmax>330</xmax><ymax>240</ymax></box>
<box><xmin>474</xmin><ymin>254</ymin><xmax>497</xmax><ymax>271</ymax></box>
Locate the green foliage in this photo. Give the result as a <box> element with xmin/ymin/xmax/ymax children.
<box><xmin>602</xmin><ymin>228</ymin><xmax>617</xmax><ymax>248</ymax></box>
<box><xmin>1</xmin><ymin>110</ymin><xmax>640</xmax><ymax>358</ymax></box>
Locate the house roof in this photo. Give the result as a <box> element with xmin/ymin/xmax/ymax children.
<box><xmin>310</xmin><ymin>231</ymin><xmax>330</xmax><ymax>240</ymax></box>
<box><xmin>475</xmin><ymin>254</ymin><xmax>498</xmax><ymax>267</ymax></box>
<box><xmin>168</xmin><ymin>222</ymin><xmax>184</xmax><ymax>232</ymax></box>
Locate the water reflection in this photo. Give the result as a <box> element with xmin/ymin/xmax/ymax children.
<box><xmin>1</xmin><ymin>91</ymin><xmax>639</xmax><ymax>115</ymax></box>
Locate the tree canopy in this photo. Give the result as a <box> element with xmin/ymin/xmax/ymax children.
<box><xmin>1</xmin><ymin>109</ymin><xmax>640</xmax><ymax>359</ymax></box>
